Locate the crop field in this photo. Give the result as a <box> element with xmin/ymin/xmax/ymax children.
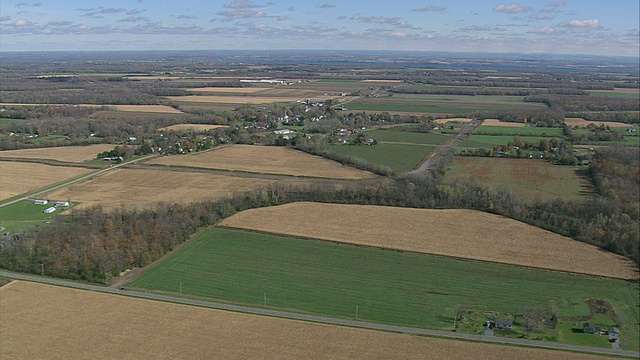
<box><xmin>434</xmin><ymin>117</ymin><xmax>473</xmax><ymax>124</ymax></box>
<box><xmin>0</xmin><ymin>103</ymin><xmax>184</xmax><ymax>114</ymax></box>
<box><xmin>482</xmin><ymin>119</ymin><xmax>525</xmax><ymax>127</ymax></box>
<box><xmin>564</xmin><ymin>118</ymin><xmax>632</xmax><ymax>128</ymax></box>
<box><xmin>460</xmin><ymin>134</ymin><xmax>554</xmax><ymax>147</ymax></box>
<box><xmin>345</xmin><ymin>94</ymin><xmax>547</xmax><ymax>114</ymax></box>
<box><xmin>128</xmin><ymin>227</ymin><xmax>639</xmax><ymax>349</ymax></box>
<box><xmin>158</xmin><ymin>124</ymin><xmax>229</xmax><ymax>132</ymax></box>
<box><xmin>166</xmin><ymin>94</ymin><xmax>336</xmax><ymax>104</ymax></box>
<box><xmin>148</xmin><ymin>145</ymin><xmax>375</xmax><ymax>179</ymax></box>
<box><xmin>445</xmin><ymin>157</ymin><xmax>590</xmax><ymax>203</ymax></box>
<box><xmin>219</xmin><ymin>202</ymin><xmax>636</xmax><ymax>279</ymax></box>
<box><xmin>474</xmin><ymin>126</ymin><xmax>564</xmax><ymax>137</ymax></box>
<box><xmin>0</xmin><ymin>162</ymin><xmax>92</xmax><ymax>201</ymax></box>
<box><xmin>364</xmin><ymin>129</ymin><xmax>451</xmax><ymax>145</ymax></box>
<box><xmin>0</xmin><ymin>144</ymin><xmax>116</xmax><ymax>163</ymax></box>
<box><xmin>1</xmin><ymin>282</ymin><xmax>609</xmax><ymax>360</ymax></box>
<box><xmin>186</xmin><ymin>87</ymin><xmax>269</xmax><ymax>93</ymax></box>
<box><xmin>587</xmin><ymin>89</ymin><xmax>640</xmax><ymax>99</ymax></box>
<box><xmin>42</xmin><ymin>168</ymin><xmax>279</xmax><ymax>210</ymax></box>
<box><xmin>327</xmin><ymin>143</ymin><xmax>433</xmax><ymax>173</ymax></box>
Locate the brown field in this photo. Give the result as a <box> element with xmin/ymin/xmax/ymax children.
<box><xmin>167</xmin><ymin>94</ymin><xmax>337</xmax><ymax>104</ymax></box>
<box><xmin>433</xmin><ymin>117</ymin><xmax>473</xmax><ymax>124</ymax></box>
<box><xmin>0</xmin><ymin>162</ymin><xmax>93</xmax><ymax>200</ymax></box>
<box><xmin>361</xmin><ymin>79</ymin><xmax>404</xmax><ymax>83</ymax></box>
<box><xmin>564</xmin><ymin>118</ymin><xmax>631</xmax><ymax>128</ymax></box>
<box><xmin>482</xmin><ymin>119</ymin><xmax>525</xmax><ymax>127</ymax></box>
<box><xmin>0</xmin><ymin>281</ymin><xmax>614</xmax><ymax>360</ymax></box>
<box><xmin>0</xmin><ymin>103</ymin><xmax>183</xmax><ymax>114</ymax></box>
<box><xmin>186</xmin><ymin>87</ymin><xmax>269</xmax><ymax>93</ymax></box>
<box><xmin>0</xmin><ymin>144</ymin><xmax>116</xmax><ymax>163</ymax></box>
<box><xmin>148</xmin><ymin>145</ymin><xmax>376</xmax><ymax>179</ymax></box>
<box><xmin>158</xmin><ymin>124</ymin><xmax>229</xmax><ymax>132</ymax></box>
<box><xmin>44</xmin><ymin>168</ymin><xmax>276</xmax><ymax>210</ymax></box>
<box><xmin>220</xmin><ymin>202</ymin><xmax>638</xmax><ymax>279</ymax></box>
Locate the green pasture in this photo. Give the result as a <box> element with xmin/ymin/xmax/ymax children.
<box><xmin>364</xmin><ymin>129</ymin><xmax>451</xmax><ymax>145</ymax></box>
<box><xmin>587</xmin><ymin>91</ymin><xmax>640</xmax><ymax>99</ymax></box>
<box><xmin>128</xmin><ymin>227</ymin><xmax>639</xmax><ymax>349</ymax></box>
<box><xmin>460</xmin><ymin>135</ymin><xmax>555</xmax><ymax>148</ymax></box>
<box><xmin>327</xmin><ymin>142</ymin><xmax>432</xmax><ymax>173</ymax></box>
<box><xmin>0</xmin><ymin>118</ymin><xmax>24</xmax><ymax>126</ymax></box>
<box><xmin>0</xmin><ymin>200</ymin><xmax>66</xmax><ymax>233</ymax></box>
<box><xmin>475</xmin><ymin>126</ymin><xmax>564</xmax><ymax>137</ymax></box>
<box><xmin>444</xmin><ymin>157</ymin><xmax>591</xmax><ymax>203</ymax></box>
<box><xmin>345</xmin><ymin>94</ymin><xmax>546</xmax><ymax>114</ymax></box>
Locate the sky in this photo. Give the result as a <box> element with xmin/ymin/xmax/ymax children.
<box><xmin>0</xmin><ymin>0</ymin><xmax>639</xmax><ymax>56</ymax></box>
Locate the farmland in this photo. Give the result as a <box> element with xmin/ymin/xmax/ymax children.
<box><xmin>0</xmin><ymin>162</ymin><xmax>92</xmax><ymax>201</ymax></box>
<box><xmin>218</xmin><ymin>202</ymin><xmax>636</xmax><ymax>279</ymax></box>
<box><xmin>0</xmin><ymin>144</ymin><xmax>116</xmax><ymax>163</ymax></box>
<box><xmin>1</xmin><ymin>281</ymin><xmax>612</xmax><ymax>360</ymax></box>
<box><xmin>158</xmin><ymin>124</ymin><xmax>229</xmax><ymax>132</ymax></box>
<box><xmin>43</xmin><ymin>168</ymin><xmax>279</xmax><ymax>210</ymax></box>
<box><xmin>148</xmin><ymin>145</ymin><xmax>375</xmax><ymax>179</ymax></box>
<box><xmin>0</xmin><ymin>200</ymin><xmax>68</xmax><ymax>233</ymax></box>
<box><xmin>167</xmin><ymin>94</ymin><xmax>337</xmax><ymax>104</ymax></box>
<box><xmin>460</xmin><ymin>135</ymin><xmax>556</xmax><ymax>147</ymax></box>
<box><xmin>128</xmin><ymin>227</ymin><xmax>639</xmax><ymax>349</ymax></box>
<box><xmin>564</xmin><ymin>118</ymin><xmax>632</xmax><ymax>128</ymax></box>
<box><xmin>444</xmin><ymin>157</ymin><xmax>589</xmax><ymax>203</ymax></box>
<box><xmin>474</xmin><ymin>126</ymin><xmax>564</xmax><ymax>137</ymax></box>
<box><xmin>328</xmin><ymin>143</ymin><xmax>433</xmax><ymax>173</ymax></box>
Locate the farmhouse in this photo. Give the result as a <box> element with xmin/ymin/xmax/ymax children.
<box><xmin>43</xmin><ymin>207</ymin><xmax>56</xmax><ymax>214</ymax></box>
<box><xmin>495</xmin><ymin>320</ymin><xmax>513</xmax><ymax>329</ymax></box>
<box><xmin>33</xmin><ymin>199</ymin><xmax>48</xmax><ymax>205</ymax></box>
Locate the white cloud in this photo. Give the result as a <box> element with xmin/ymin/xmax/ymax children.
<box><xmin>412</xmin><ymin>5</ymin><xmax>446</xmax><ymax>12</ymax></box>
<box><xmin>14</xmin><ymin>19</ymin><xmax>34</xmax><ymax>26</ymax></box>
<box><xmin>565</xmin><ymin>19</ymin><xmax>601</xmax><ymax>29</ymax></box>
<box><xmin>528</xmin><ymin>26</ymin><xmax>558</xmax><ymax>34</ymax></box>
<box><xmin>626</xmin><ymin>28</ymin><xmax>639</xmax><ymax>36</ymax></box>
<box><xmin>350</xmin><ymin>14</ymin><xmax>418</xmax><ymax>29</ymax></box>
<box><xmin>318</xmin><ymin>3</ymin><xmax>335</xmax><ymax>9</ymax></box>
<box><xmin>493</xmin><ymin>4</ymin><xmax>531</xmax><ymax>14</ymax></box>
<box><xmin>223</xmin><ymin>1</ymin><xmax>273</xmax><ymax>9</ymax></box>
<box><xmin>218</xmin><ymin>9</ymin><xmax>268</xmax><ymax>19</ymax></box>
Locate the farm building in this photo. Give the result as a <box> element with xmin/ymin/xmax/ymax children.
<box><xmin>608</xmin><ymin>326</ymin><xmax>621</xmax><ymax>341</ymax></box>
<box><xmin>54</xmin><ymin>201</ymin><xmax>70</xmax><ymax>207</ymax></box>
<box><xmin>43</xmin><ymin>207</ymin><xmax>56</xmax><ymax>214</ymax></box>
<box><xmin>33</xmin><ymin>199</ymin><xmax>48</xmax><ymax>205</ymax></box>
<box><xmin>495</xmin><ymin>320</ymin><xmax>513</xmax><ymax>329</ymax></box>
<box><xmin>583</xmin><ymin>323</ymin><xmax>602</xmax><ymax>334</ymax></box>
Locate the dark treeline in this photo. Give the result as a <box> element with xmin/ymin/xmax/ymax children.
<box><xmin>2</xmin><ymin>159</ymin><xmax>638</xmax><ymax>283</ymax></box>
<box><xmin>566</xmin><ymin>111</ymin><xmax>640</xmax><ymax>123</ymax></box>
<box><xmin>525</xmin><ymin>94</ymin><xmax>640</xmax><ymax>114</ymax></box>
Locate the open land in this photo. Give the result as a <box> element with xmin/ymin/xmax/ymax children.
<box><xmin>328</xmin><ymin>143</ymin><xmax>433</xmax><ymax>173</ymax></box>
<box><xmin>564</xmin><ymin>118</ymin><xmax>632</xmax><ymax>128</ymax></box>
<box><xmin>186</xmin><ymin>87</ymin><xmax>269</xmax><ymax>93</ymax></box>
<box><xmin>0</xmin><ymin>200</ymin><xmax>68</xmax><ymax>233</ymax></box>
<box><xmin>128</xmin><ymin>227</ymin><xmax>639</xmax><ymax>349</ymax></box>
<box><xmin>482</xmin><ymin>119</ymin><xmax>526</xmax><ymax>127</ymax></box>
<box><xmin>0</xmin><ymin>103</ymin><xmax>183</xmax><ymax>114</ymax></box>
<box><xmin>434</xmin><ymin>117</ymin><xmax>473</xmax><ymax>124</ymax></box>
<box><xmin>444</xmin><ymin>157</ymin><xmax>590</xmax><ymax>203</ymax></box>
<box><xmin>43</xmin><ymin>168</ymin><xmax>278</xmax><ymax>210</ymax></box>
<box><xmin>158</xmin><ymin>124</ymin><xmax>229</xmax><ymax>132</ymax></box>
<box><xmin>148</xmin><ymin>145</ymin><xmax>375</xmax><ymax>179</ymax></box>
<box><xmin>166</xmin><ymin>94</ymin><xmax>337</xmax><ymax>104</ymax></box>
<box><xmin>0</xmin><ymin>162</ymin><xmax>92</xmax><ymax>201</ymax></box>
<box><xmin>1</xmin><ymin>281</ymin><xmax>616</xmax><ymax>360</ymax></box>
<box><xmin>474</xmin><ymin>126</ymin><xmax>564</xmax><ymax>137</ymax></box>
<box><xmin>0</xmin><ymin>144</ymin><xmax>116</xmax><ymax>163</ymax></box>
<box><xmin>460</xmin><ymin>134</ymin><xmax>554</xmax><ymax>147</ymax></box>
<box><xmin>219</xmin><ymin>202</ymin><xmax>637</xmax><ymax>279</ymax></box>
<box><xmin>345</xmin><ymin>95</ymin><xmax>547</xmax><ymax>113</ymax></box>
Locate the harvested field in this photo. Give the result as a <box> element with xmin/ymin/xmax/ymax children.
<box><xmin>0</xmin><ymin>144</ymin><xmax>116</xmax><ymax>163</ymax></box>
<box><xmin>166</xmin><ymin>95</ymin><xmax>336</xmax><ymax>104</ymax></box>
<box><xmin>158</xmin><ymin>124</ymin><xmax>229</xmax><ymax>132</ymax></box>
<box><xmin>107</xmin><ymin>105</ymin><xmax>184</xmax><ymax>113</ymax></box>
<box><xmin>361</xmin><ymin>79</ymin><xmax>403</xmax><ymax>83</ymax></box>
<box><xmin>148</xmin><ymin>145</ymin><xmax>375</xmax><ymax>179</ymax></box>
<box><xmin>44</xmin><ymin>168</ymin><xmax>276</xmax><ymax>210</ymax></box>
<box><xmin>186</xmin><ymin>87</ymin><xmax>268</xmax><ymax>93</ymax></box>
<box><xmin>0</xmin><ymin>282</ymin><xmax>614</xmax><ymax>360</ymax></box>
<box><xmin>0</xmin><ymin>162</ymin><xmax>92</xmax><ymax>201</ymax></box>
<box><xmin>564</xmin><ymin>118</ymin><xmax>631</xmax><ymax>128</ymax></box>
<box><xmin>433</xmin><ymin>117</ymin><xmax>473</xmax><ymax>124</ymax></box>
<box><xmin>482</xmin><ymin>119</ymin><xmax>525</xmax><ymax>127</ymax></box>
<box><xmin>219</xmin><ymin>202</ymin><xmax>638</xmax><ymax>279</ymax></box>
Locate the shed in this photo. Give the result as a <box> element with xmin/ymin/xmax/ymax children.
<box><xmin>608</xmin><ymin>326</ymin><xmax>621</xmax><ymax>340</ymax></box>
<box><xmin>495</xmin><ymin>320</ymin><xmax>513</xmax><ymax>329</ymax></box>
<box><xmin>583</xmin><ymin>323</ymin><xmax>601</xmax><ymax>334</ymax></box>
<box><xmin>33</xmin><ymin>199</ymin><xmax>48</xmax><ymax>205</ymax></box>
<box><xmin>43</xmin><ymin>207</ymin><xmax>56</xmax><ymax>214</ymax></box>
<box><xmin>54</xmin><ymin>201</ymin><xmax>70</xmax><ymax>207</ymax></box>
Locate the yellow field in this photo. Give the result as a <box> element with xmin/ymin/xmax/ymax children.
<box><xmin>167</xmin><ymin>94</ymin><xmax>337</xmax><ymax>104</ymax></box>
<box><xmin>186</xmin><ymin>87</ymin><xmax>269</xmax><ymax>93</ymax></box>
<box><xmin>220</xmin><ymin>202</ymin><xmax>638</xmax><ymax>279</ymax></box>
<box><xmin>0</xmin><ymin>281</ymin><xmax>612</xmax><ymax>360</ymax></box>
<box><xmin>564</xmin><ymin>118</ymin><xmax>631</xmax><ymax>128</ymax></box>
<box><xmin>482</xmin><ymin>119</ymin><xmax>525</xmax><ymax>127</ymax></box>
<box><xmin>0</xmin><ymin>144</ymin><xmax>116</xmax><ymax>163</ymax></box>
<box><xmin>158</xmin><ymin>124</ymin><xmax>230</xmax><ymax>132</ymax></box>
<box><xmin>148</xmin><ymin>145</ymin><xmax>376</xmax><ymax>179</ymax></box>
<box><xmin>433</xmin><ymin>117</ymin><xmax>473</xmax><ymax>124</ymax></box>
<box><xmin>0</xmin><ymin>162</ymin><xmax>93</xmax><ymax>200</ymax></box>
<box><xmin>43</xmin><ymin>168</ymin><xmax>276</xmax><ymax>209</ymax></box>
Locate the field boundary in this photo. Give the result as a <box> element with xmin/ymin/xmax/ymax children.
<box><xmin>215</xmin><ymin>225</ymin><xmax>639</xmax><ymax>281</ymax></box>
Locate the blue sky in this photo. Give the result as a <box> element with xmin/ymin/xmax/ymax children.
<box><xmin>1</xmin><ymin>1</ymin><xmax>638</xmax><ymax>56</ymax></box>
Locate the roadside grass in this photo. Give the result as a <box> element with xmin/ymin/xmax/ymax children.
<box><xmin>444</xmin><ymin>157</ymin><xmax>591</xmax><ymax>203</ymax></box>
<box><xmin>327</xmin><ymin>142</ymin><xmax>433</xmax><ymax>173</ymax></box>
<box><xmin>474</xmin><ymin>126</ymin><xmax>564</xmax><ymax>137</ymax></box>
<box><xmin>0</xmin><ymin>200</ymin><xmax>66</xmax><ymax>233</ymax></box>
<box><xmin>128</xmin><ymin>227</ymin><xmax>639</xmax><ymax>350</ymax></box>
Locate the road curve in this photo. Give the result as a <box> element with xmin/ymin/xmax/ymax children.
<box><xmin>1</xmin><ymin>270</ymin><xmax>637</xmax><ymax>358</ymax></box>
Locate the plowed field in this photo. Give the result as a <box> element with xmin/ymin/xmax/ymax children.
<box><xmin>219</xmin><ymin>202</ymin><xmax>638</xmax><ymax>279</ymax></box>
<box><xmin>0</xmin><ymin>144</ymin><xmax>116</xmax><ymax>163</ymax></box>
<box><xmin>0</xmin><ymin>162</ymin><xmax>92</xmax><ymax>201</ymax></box>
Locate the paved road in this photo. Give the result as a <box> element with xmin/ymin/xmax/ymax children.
<box><xmin>1</xmin><ymin>270</ymin><xmax>637</xmax><ymax>358</ymax></box>
<box><xmin>0</xmin><ymin>154</ymin><xmax>157</xmax><ymax>208</ymax></box>
<box><xmin>408</xmin><ymin>118</ymin><xmax>484</xmax><ymax>175</ymax></box>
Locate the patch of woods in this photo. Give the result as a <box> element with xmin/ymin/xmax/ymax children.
<box><xmin>1</xmin><ymin>148</ymin><xmax>638</xmax><ymax>283</ymax></box>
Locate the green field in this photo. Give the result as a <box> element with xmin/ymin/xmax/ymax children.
<box><xmin>327</xmin><ymin>142</ymin><xmax>432</xmax><ymax>173</ymax></box>
<box><xmin>444</xmin><ymin>157</ymin><xmax>591</xmax><ymax>203</ymax></box>
<box><xmin>0</xmin><ymin>118</ymin><xmax>24</xmax><ymax>126</ymax></box>
<box><xmin>475</xmin><ymin>126</ymin><xmax>564</xmax><ymax>137</ymax></box>
<box><xmin>128</xmin><ymin>227</ymin><xmax>639</xmax><ymax>349</ymax></box>
<box><xmin>587</xmin><ymin>91</ymin><xmax>640</xmax><ymax>99</ymax></box>
<box><xmin>345</xmin><ymin>94</ymin><xmax>547</xmax><ymax>114</ymax></box>
<box><xmin>363</xmin><ymin>129</ymin><xmax>451</xmax><ymax>145</ymax></box>
<box><xmin>460</xmin><ymin>135</ymin><xmax>555</xmax><ymax>148</ymax></box>
<box><xmin>0</xmin><ymin>200</ymin><xmax>65</xmax><ymax>233</ymax></box>
<box><xmin>316</xmin><ymin>79</ymin><xmax>360</xmax><ymax>83</ymax></box>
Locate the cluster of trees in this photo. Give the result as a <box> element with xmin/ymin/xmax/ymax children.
<box><xmin>525</xmin><ymin>94</ymin><xmax>639</xmax><ymax>114</ymax></box>
<box><xmin>563</xmin><ymin>124</ymin><xmax>625</xmax><ymax>143</ymax></box>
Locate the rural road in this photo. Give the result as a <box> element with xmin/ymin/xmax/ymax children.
<box><xmin>1</xmin><ymin>270</ymin><xmax>637</xmax><ymax>358</ymax></box>
<box><xmin>0</xmin><ymin>154</ymin><xmax>157</xmax><ymax>208</ymax></box>
<box><xmin>408</xmin><ymin>118</ymin><xmax>484</xmax><ymax>174</ymax></box>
